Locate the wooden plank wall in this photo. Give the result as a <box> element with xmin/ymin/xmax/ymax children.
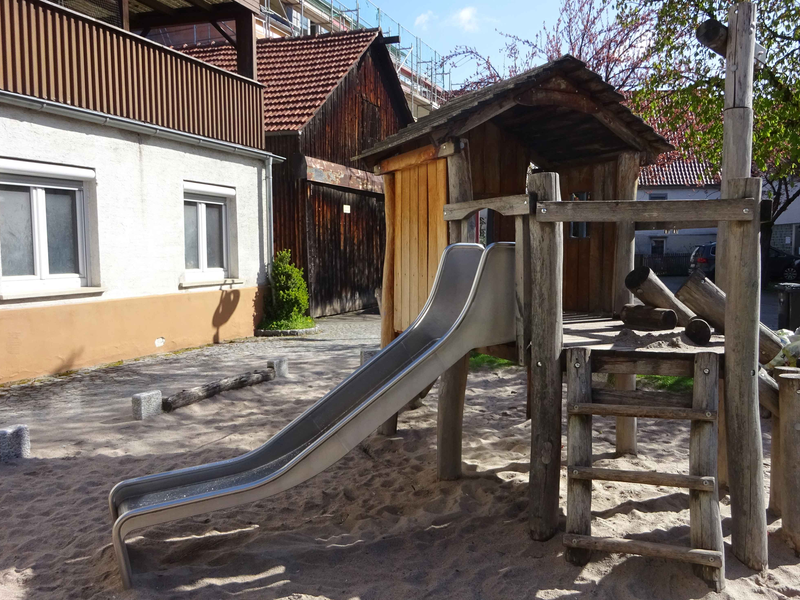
<box><xmin>559</xmin><ymin>159</ymin><xmax>617</xmax><ymax>313</ymax></box>
<box><xmin>305</xmin><ymin>183</ymin><xmax>385</xmax><ymax>317</ymax></box>
<box><xmin>0</xmin><ymin>0</ymin><xmax>265</xmax><ymax>149</ymax></box>
<box><xmin>393</xmin><ymin>159</ymin><xmax>448</xmax><ymax>332</ymax></box>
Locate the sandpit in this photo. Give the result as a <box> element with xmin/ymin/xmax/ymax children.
<box><xmin>0</xmin><ymin>315</ymin><xmax>798</xmax><ymax>599</ymax></box>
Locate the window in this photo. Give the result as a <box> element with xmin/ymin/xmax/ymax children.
<box><xmin>649</xmin><ymin>192</ymin><xmax>668</xmax><ymax>200</ymax></box>
<box><xmin>0</xmin><ymin>176</ymin><xmax>87</xmax><ymax>293</ymax></box>
<box><xmin>651</xmin><ymin>238</ymin><xmax>666</xmax><ymax>256</ymax></box>
<box><xmin>183</xmin><ymin>193</ymin><xmax>228</xmax><ymax>281</ymax></box>
<box><xmin>569</xmin><ymin>192</ymin><xmax>590</xmax><ymax>238</ymax></box>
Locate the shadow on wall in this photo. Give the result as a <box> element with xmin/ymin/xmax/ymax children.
<box><xmin>212</xmin><ymin>290</ymin><xmax>240</xmax><ymax>343</ymax></box>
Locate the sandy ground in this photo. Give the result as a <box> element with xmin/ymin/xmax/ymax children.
<box><xmin>1</xmin><ymin>312</ymin><xmax>798</xmax><ymax>599</ymax></box>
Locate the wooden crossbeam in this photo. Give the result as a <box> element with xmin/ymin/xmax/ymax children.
<box><xmin>568</xmin><ymin>403</ymin><xmax>717</xmax><ymax>421</ymax></box>
<box><xmin>563</xmin><ymin>535</ymin><xmax>724</xmax><ymax>568</ymax></box>
<box><xmin>535</xmin><ymin>199</ymin><xmax>758</xmax><ymax>223</ymax></box>
<box><xmin>442</xmin><ymin>194</ymin><xmax>529</xmax><ymax>221</ymax></box>
<box><xmin>136</xmin><ymin>0</ymin><xmax>176</xmax><ymax>15</ymax></box>
<box><xmin>591</xmin><ymin>389</ymin><xmax>693</xmax><ymax>409</ymax></box>
<box><xmin>374</xmin><ymin>141</ymin><xmax>460</xmax><ymax>175</ymax></box>
<box><xmin>293</xmin><ymin>155</ymin><xmax>384</xmax><ymax>196</ymax></box>
<box><xmin>568</xmin><ymin>466</ymin><xmax>716</xmax><ymax>490</ymax></box>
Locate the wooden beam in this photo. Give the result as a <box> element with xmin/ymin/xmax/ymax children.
<box><xmin>381</xmin><ymin>35</ymin><xmax>401</xmax><ymax>44</ymax></box>
<box><xmin>453</xmin><ymin>95</ymin><xmax>518</xmax><ymax>136</ymax></box>
<box><xmin>696</xmin><ymin>18</ymin><xmax>767</xmax><ymax>67</ymax></box>
<box><xmin>528</xmin><ymin>172</ymin><xmax>563</xmax><ymax>541</ymax></box>
<box><xmin>534</xmin><ymin>199</ymin><xmax>758</xmax><ymax>223</ymax></box>
<box><xmin>375</xmin><ymin>140</ymin><xmax>460</xmax><ymax>175</ymax></box>
<box><xmin>132</xmin><ymin>5</ymin><xmax>242</xmax><ymax>29</ymax></box>
<box><xmin>778</xmin><ymin>373</ymin><xmax>800</xmax><ymax>551</ymax></box>
<box><xmin>443</xmin><ymin>194</ymin><xmax>530</xmax><ymax>221</ymax></box>
<box><xmin>210</xmin><ymin>20</ymin><xmax>237</xmax><ymax>47</ymax></box>
<box><xmin>569</xmin><ymin>466</ymin><xmax>716</xmax><ymax>490</ymax></box>
<box><xmin>184</xmin><ymin>0</ymin><xmax>213</xmax><ymax>10</ymax></box>
<box><xmin>563</xmin><ymin>535</ymin><xmax>724</xmax><ymax>568</ymax></box>
<box><xmin>135</xmin><ymin>0</ymin><xmax>176</xmax><ymax>15</ymax></box>
<box><xmin>568</xmin><ymin>403</ymin><xmax>717</xmax><ymax>421</ymax></box>
<box><xmin>235</xmin><ymin>9</ymin><xmax>257</xmax><ymax>80</ymax></box>
<box><xmin>117</xmin><ymin>0</ymin><xmax>130</xmax><ymax>30</ymax></box>
<box><xmin>516</xmin><ymin>88</ymin><xmax>599</xmax><ymax>114</ymax></box>
<box><xmin>293</xmin><ymin>154</ymin><xmax>384</xmax><ymax>196</ymax></box>
<box><xmin>636</xmin><ymin>221</ymin><xmax>718</xmax><ymax>230</ymax></box>
<box><xmin>565</xmin><ymin>347</ymin><xmax>592</xmax><ymax>565</ymax></box>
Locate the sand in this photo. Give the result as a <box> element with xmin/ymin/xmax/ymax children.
<box><xmin>0</xmin><ymin>315</ymin><xmax>798</xmax><ymax>599</ymax></box>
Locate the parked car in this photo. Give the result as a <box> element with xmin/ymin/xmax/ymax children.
<box><xmin>689</xmin><ymin>243</ymin><xmax>716</xmax><ymax>280</ymax></box>
<box><xmin>689</xmin><ymin>242</ymin><xmax>800</xmax><ymax>282</ymax></box>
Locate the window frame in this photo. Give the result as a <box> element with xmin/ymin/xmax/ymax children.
<box><xmin>0</xmin><ymin>174</ymin><xmax>88</xmax><ymax>294</ymax></box>
<box><xmin>182</xmin><ymin>190</ymin><xmax>231</xmax><ymax>283</ymax></box>
<box><xmin>651</xmin><ymin>237</ymin><xmax>667</xmax><ymax>256</ymax></box>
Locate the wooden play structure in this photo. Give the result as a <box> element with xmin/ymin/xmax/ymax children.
<box><xmin>357</xmin><ymin>1</ymin><xmax>797</xmax><ymax>588</ymax></box>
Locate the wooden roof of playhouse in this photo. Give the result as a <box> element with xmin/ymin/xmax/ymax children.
<box><xmin>358</xmin><ymin>55</ymin><xmax>673</xmax><ymax>168</ymax></box>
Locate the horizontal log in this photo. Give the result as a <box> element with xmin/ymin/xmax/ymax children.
<box><xmin>293</xmin><ymin>154</ymin><xmax>384</xmax><ymax>196</ymax></box>
<box><xmin>587</xmin><ymin>350</ymin><xmax>700</xmax><ymax>376</ymax></box>
<box><xmin>568</xmin><ymin>403</ymin><xmax>716</xmax><ymax>421</ymax></box>
<box><xmin>591</xmin><ymin>388</ymin><xmax>693</xmax><ymax>409</ymax></box>
<box><xmin>562</xmin><ymin>534</ymin><xmax>723</xmax><ymax>568</ymax></box>
<box><xmin>535</xmin><ymin>199</ymin><xmax>758</xmax><ymax>223</ymax></box>
<box><xmin>636</xmin><ymin>221</ymin><xmax>718</xmax><ymax>230</ymax></box>
<box><xmin>375</xmin><ymin>140</ymin><xmax>460</xmax><ymax>175</ymax></box>
<box><xmin>620</xmin><ymin>304</ymin><xmax>677</xmax><ymax>331</ymax></box>
<box><xmin>443</xmin><ymin>194</ymin><xmax>530</xmax><ymax>221</ymax></box>
<box><xmin>162</xmin><ymin>368</ymin><xmax>276</xmax><ymax>412</ymax></box>
<box><xmin>568</xmin><ymin>466</ymin><xmax>716</xmax><ymax>490</ymax></box>
<box><xmin>696</xmin><ymin>18</ymin><xmax>767</xmax><ymax>67</ymax></box>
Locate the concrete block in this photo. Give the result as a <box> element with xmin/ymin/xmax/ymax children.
<box><xmin>132</xmin><ymin>390</ymin><xmax>162</xmax><ymax>420</ymax></box>
<box><xmin>267</xmin><ymin>358</ymin><xmax>289</xmax><ymax>378</ymax></box>
<box><xmin>0</xmin><ymin>424</ymin><xmax>30</xmax><ymax>462</ymax></box>
<box><xmin>360</xmin><ymin>348</ymin><xmax>380</xmax><ymax>365</ymax></box>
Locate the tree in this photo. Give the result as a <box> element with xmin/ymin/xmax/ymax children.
<box><xmin>625</xmin><ymin>0</ymin><xmax>800</xmax><ymax>261</ymax></box>
<box><xmin>444</xmin><ymin>0</ymin><xmax>657</xmax><ymax>93</ymax></box>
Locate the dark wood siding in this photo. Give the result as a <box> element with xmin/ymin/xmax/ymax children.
<box><xmin>266</xmin><ymin>46</ymin><xmax>406</xmax><ymax>317</ymax></box>
<box><xmin>0</xmin><ymin>0</ymin><xmax>265</xmax><ymax>149</ymax></box>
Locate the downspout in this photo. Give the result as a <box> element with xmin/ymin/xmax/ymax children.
<box><xmin>265</xmin><ymin>154</ymin><xmax>275</xmax><ymax>276</ymax></box>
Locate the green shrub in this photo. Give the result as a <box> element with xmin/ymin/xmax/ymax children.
<box><xmin>260</xmin><ymin>250</ymin><xmax>315</xmax><ymax>330</ymax></box>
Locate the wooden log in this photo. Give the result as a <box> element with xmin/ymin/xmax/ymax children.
<box><xmin>619</xmin><ymin>304</ymin><xmax>677</xmax><ymax>331</ymax></box>
<box><xmin>162</xmin><ymin>368</ymin><xmax>276</xmax><ymax>412</ymax></box>
<box><xmin>675</xmin><ymin>269</ymin><xmax>783</xmax><ymax>364</ymax></box>
<box><xmin>778</xmin><ymin>373</ymin><xmax>800</xmax><ymax>553</ymax></box>
<box><xmin>696</xmin><ymin>18</ymin><xmax>767</xmax><ymax>66</ymax></box>
<box><xmin>767</xmin><ymin>367</ymin><xmax>797</xmax><ymax>516</ymax></box>
<box><xmin>437</xmin><ymin>139</ymin><xmax>473</xmax><ymax>479</ymax></box>
<box><xmin>724</xmin><ymin>176</ymin><xmax>768</xmax><ymax>571</ymax></box>
<box><xmin>437</xmin><ymin>354</ymin><xmax>469</xmax><ymax>480</ymax></box>
<box><xmin>614</xmin><ymin>153</ymin><xmax>640</xmax><ymax>455</ymax></box>
<box><xmin>565</xmin><ymin>348</ymin><xmax>593</xmax><ymax>565</ymax></box>
<box><xmin>569</xmin><ymin>466</ymin><xmax>715</xmax><ymax>490</ymax></box>
<box><xmin>591</xmin><ymin>388</ymin><xmax>693</xmax><ymax>408</ymax></box>
<box><xmin>590</xmin><ymin>351</ymin><xmax>696</xmax><ymax>376</ymax></box>
<box><xmin>515</xmin><ymin>215</ymin><xmax>531</xmax><ymax>366</ymax></box>
<box><xmin>443</xmin><ymin>194</ymin><xmax>530</xmax><ymax>221</ymax></box>
<box><xmin>447</xmin><ymin>141</ymin><xmax>475</xmax><ymax>242</ymax></box>
<box><xmin>624</xmin><ymin>266</ymin><xmax>712</xmax><ymax>345</ymax></box>
<box><xmin>528</xmin><ymin>172</ymin><xmax>564</xmax><ymax>541</ymax></box>
<box><xmin>718</xmin><ymin>378</ymin><xmax>729</xmax><ymax>489</ymax></box>
<box><xmin>568</xmin><ymin>403</ymin><xmax>716</xmax><ymax>421</ymax></box>
<box><xmin>563</xmin><ymin>535</ymin><xmax>723</xmax><ymax>568</ymax></box>
<box><xmin>690</xmin><ymin>353</ymin><xmax>725</xmax><ymax>590</ymax></box>
<box><xmin>293</xmin><ymin>154</ymin><xmax>384</xmax><ymax>196</ymax></box>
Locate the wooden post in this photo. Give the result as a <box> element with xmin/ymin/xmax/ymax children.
<box><xmin>235</xmin><ymin>10</ymin><xmax>258</xmax><ymax>80</ymax></box>
<box><xmin>778</xmin><ymin>373</ymin><xmax>800</xmax><ymax>553</ymax></box>
<box><xmin>437</xmin><ymin>139</ymin><xmax>473</xmax><ymax>480</ymax></box>
<box><xmin>614</xmin><ymin>152</ymin><xmax>640</xmax><ymax>455</ymax></box>
<box><xmin>724</xmin><ymin>176</ymin><xmax>767</xmax><ymax>571</ymax></box>
<box><xmin>690</xmin><ymin>353</ymin><xmax>725</xmax><ymax>590</ymax></box>
<box><xmin>565</xmin><ymin>347</ymin><xmax>592</xmax><ymax>565</ymax></box>
<box><xmin>117</xmin><ymin>0</ymin><xmax>130</xmax><ymax>30</ymax></box>
<box><xmin>378</xmin><ymin>173</ymin><xmax>399</xmax><ymax>436</ymax></box>
<box><xmin>769</xmin><ymin>367</ymin><xmax>797</xmax><ymax>516</ymax></box>
<box><xmin>516</xmin><ymin>215</ymin><xmax>532</xmax><ymax>419</ymax></box>
<box><xmin>528</xmin><ymin>172</ymin><xmax>563</xmax><ymax>540</ymax></box>
<box><xmin>715</xmin><ymin>2</ymin><xmax>757</xmax><ymax>293</ymax></box>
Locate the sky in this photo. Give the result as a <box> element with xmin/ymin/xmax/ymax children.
<box><xmin>363</xmin><ymin>1</ymin><xmax>564</xmax><ymax>85</ymax></box>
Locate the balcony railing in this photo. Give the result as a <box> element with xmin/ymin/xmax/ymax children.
<box><xmin>0</xmin><ymin>0</ymin><xmax>265</xmax><ymax>149</ymax></box>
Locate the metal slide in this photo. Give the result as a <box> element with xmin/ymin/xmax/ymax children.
<box><xmin>109</xmin><ymin>242</ymin><xmax>517</xmax><ymax>588</ymax></box>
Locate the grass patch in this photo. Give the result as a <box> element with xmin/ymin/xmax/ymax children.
<box><xmin>165</xmin><ymin>344</ymin><xmax>210</xmax><ymax>356</ymax></box>
<box><xmin>469</xmin><ymin>351</ymin><xmax>516</xmax><ymax>370</ymax></box>
<box><xmin>636</xmin><ymin>375</ymin><xmax>694</xmax><ymax>392</ymax></box>
<box><xmin>258</xmin><ymin>315</ymin><xmax>316</xmax><ymax>331</ymax></box>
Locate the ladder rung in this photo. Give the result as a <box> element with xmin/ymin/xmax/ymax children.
<box><xmin>568</xmin><ymin>403</ymin><xmax>716</xmax><ymax>421</ymax></box>
<box><xmin>562</xmin><ymin>534</ymin><xmax>723</xmax><ymax>568</ymax></box>
<box><xmin>568</xmin><ymin>466</ymin><xmax>715</xmax><ymax>490</ymax></box>
<box><xmin>591</xmin><ymin>388</ymin><xmax>693</xmax><ymax>409</ymax></box>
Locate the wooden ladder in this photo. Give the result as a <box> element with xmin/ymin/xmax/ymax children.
<box><xmin>563</xmin><ymin>347</ymin><xmax>725</xmax><ymax>591</ymax></box>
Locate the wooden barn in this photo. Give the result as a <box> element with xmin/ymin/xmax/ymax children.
<box><xmin>357</xmin><ymin>56</ymin><xmax>674</xmax><ymax>341</ymax></box>
<box><xmin>185</xmin><ymin>29</ymin><xmax>413</xmax><ymax>316</ymax></box>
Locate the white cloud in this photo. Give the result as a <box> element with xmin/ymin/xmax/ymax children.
<box><xmin>448</xmin><ymin>7</ymin><xmax>480</xmax><ymax>32</ymax></box>
<box><xmin>414</xmin><ymin>10</ymin><xmax>434</xmax><ymax>30</ymax></box>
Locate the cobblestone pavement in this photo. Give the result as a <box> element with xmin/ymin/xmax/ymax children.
<box><xmin>0</xmin><ymin>310</ymin><xmax>381</xmax><ymax>423</ymax></box>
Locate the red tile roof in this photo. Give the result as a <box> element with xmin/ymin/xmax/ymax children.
<box><xmin>640</xmin><ymin>158</ymin><xmax>719</xmax><ymax>187</ymax></box>
<box><xmin>182</xmin><ymin>29</ymin><xmax>381</xmax><ymax>132</ymax></box>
